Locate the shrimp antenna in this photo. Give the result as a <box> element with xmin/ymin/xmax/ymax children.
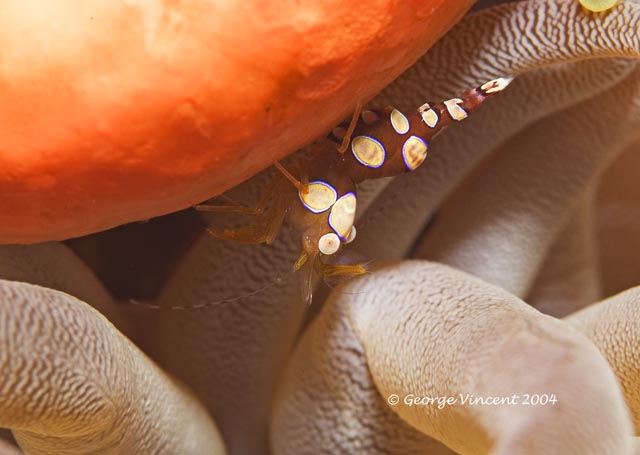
<box><xmin>124</xmin><ymin>274</ymin><xmax>291</xmax><ymax>311</ymax></box>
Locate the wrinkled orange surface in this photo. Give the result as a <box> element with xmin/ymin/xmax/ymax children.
<box><xmin>0</xmin><ymin>0</ymin><xmax>474</xmax><ymax>243</ymax></box>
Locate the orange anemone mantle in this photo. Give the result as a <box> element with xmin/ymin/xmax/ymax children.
<box><xmin>0</xmin><ymin>0</ymin><xmax>474</xmax><ymax>243</ymax></box>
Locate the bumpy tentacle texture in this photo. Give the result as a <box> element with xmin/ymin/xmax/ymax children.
<box><xmin>566</xmin><ymin>288</ymin><xmax>640</xmax><ymax>430</ymax></box>
<box><xmin>357</xmin><ymin>0</ymin><xmax>640</xmax><ymax>278</ymax></box>
<box><xmin>1</xmin><ymin>0</ymin><xmax>640</xmax><ymax>454</ymax></box>
<box><xmin>272</xmin><ymin>262</ymin><xmax>634</xmax><ymax>454</ymax></box>
<box><xmin>0</xmin><ymin>280</ymin><xmax>225</xmax><ymax>454</ymax></box>
<box><xmin>411</xmin><ymin>70</ymin><xmax>640</xmax><ymax>297</ymax></box>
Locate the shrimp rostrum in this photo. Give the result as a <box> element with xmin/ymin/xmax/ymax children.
<box><xmin>196</xmin><ymin>77</ymin><xmax>513</xmax><ymax>300</ymax></box>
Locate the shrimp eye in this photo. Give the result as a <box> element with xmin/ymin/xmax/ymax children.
<box><xmin>318</xmin><ymin>232</ymin><xmax>341</xmax><ymax>255</ymax></box>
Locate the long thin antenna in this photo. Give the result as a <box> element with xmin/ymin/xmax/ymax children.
<box><xmin>124</xmin><ymin>275</ymin><xmax>289</xmax><ymax>311</ymax></box>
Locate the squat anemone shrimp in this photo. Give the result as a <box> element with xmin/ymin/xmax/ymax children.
<box><xmin>195</xmin><ymin>77</ymin><xmax>514</xmax><ymax>304</ymax></box>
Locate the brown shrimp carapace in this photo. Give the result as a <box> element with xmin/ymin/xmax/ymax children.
<box><xmin>197</xmin><ymin>77</ymin><xmax>514</xmax><ymax>303</ymax></box>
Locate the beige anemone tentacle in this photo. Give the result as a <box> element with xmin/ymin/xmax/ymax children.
<box><xmin>565</xmin><ymin>287</ymin><xmax>640</xmax><ymax>431</ymax></box>
<box><xmin>381</xmin><ymin>0</ymin><xmax>640</xmax><ymax>105</ymax></box>
<box><xmin>272</xmin><ymin>261</ymin><xmax>634</xmax><ymax>455</ymax></box>
<box><xmin>354</xmin><ymin>0</ymin><xmax>640</xmax><ymax>264</ymax></box>
<box><xmin>0</xmin><ymin>280</ymin><xmax>225</xmax><ymax>455</ymax></box>
<box><xmin>414</xmin><ymin>69</ymin><xmax>640</xmax><ymax>295</ymax></box>
<box><xmin>0</xmin><ymin>438</ymin><xmax>21</xmax><ymax>455</ymax></box>
<box><xmin>597</xmin><ymin>140</ymin><xmax>640</xmax><ymax>294</ymax></box>
<box><xmin>139</xmin><ymin>224</ymin><xmax>308</xmax><ymax>455</ymax></box>
<box><xmin>525</xmin><ymin>190</ymin><xmax>601</xmax><ymax>317</ymax></box>
<box><xmin>0</xmin><ymin>243</ymin><xmax>131</xmax><ymax>337</ymax></box>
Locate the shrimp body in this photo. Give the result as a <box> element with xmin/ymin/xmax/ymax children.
<box><xmin>199</xmin><ymin>77</ymin><xmax>513</xmax><ymax>299</ymax></box>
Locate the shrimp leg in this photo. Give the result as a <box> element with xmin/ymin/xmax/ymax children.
<box><xmin>315</xmin><ymin>261</ymin><xmax>368</xmax><ymax>277</ymax></box>
<box><xmin>195</xmin><ymin>174</ymin><xmax>282</xmax><ymax>216</ymax></box>
<box><xmin>205</xmin><ymin>176</ymin><xmax>291</xmax><ymax>244</ymax></box>
<box><xmin>336</xmin><ymin>103</ymin><xmax>362</xmax><ymax>154</ymax></box>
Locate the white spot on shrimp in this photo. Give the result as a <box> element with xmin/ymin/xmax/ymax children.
<box><xmin>318</xmin><ymin>232</ymin><xmax>341</xmax><ymax>255</ymax></box>
<box><xmin>444</xmin><ymin>98</ymin><xmax>468</xmax><ymax>121</ymax></box>
<box><xmin>390</xmin><ymin>109</ymin><xmax>410</xmax><ymax>134</ymax></box>
<box><xmin>418</xmin><ymin>103</ymin><xmax>439</xmax><ymax>128</ymax></box>
<box><xmin>298</xmin><ymin>181</ymin><xmax>338</xmax><ymax>214</ymax></box>
<box><xmin>351</xmin><ymin>136</ymin><xmax>386</xmax><ymax>168</ymax></box>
